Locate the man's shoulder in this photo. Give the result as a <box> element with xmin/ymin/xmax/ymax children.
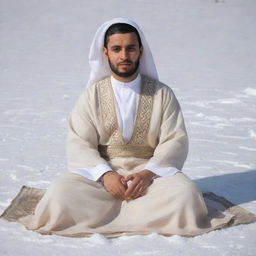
<box><xmin>82</xmin><ymin>76</ymin><xmax>111</xmax><ymax>95</ymax></box>
<box><xmin>142</xmin><ymin>75</ymin><xmax>174</xmax><ymax>95</ymax></box>
<box><xmin>92</xmin><ymin>76</ymin><xmax>111</xmax><ymax>87</ymax></box>
<box><xmin>75</xmin><ymin>78</ymin><xmax>107</xmax><ymax>102</ymax></box>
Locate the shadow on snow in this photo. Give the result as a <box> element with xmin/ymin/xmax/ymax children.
<box><xmin>194</xmin><ymin>169</ymin><xmax>256</xmax><ymax>205</ymax></box>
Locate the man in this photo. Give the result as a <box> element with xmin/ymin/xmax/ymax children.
<box><xmin>19</xmin><ymin>18</ymin><xmax>232</xmax><ymax>237</ymax></box>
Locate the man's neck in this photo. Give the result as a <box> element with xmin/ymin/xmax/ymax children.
<box><xmin>111</xmin><ymin>74</ymin><xmax>141</xmax><ymax>88</ymax></box>
<box><xmin>111</xmin><ymin>72</ymin><xmax>139</xmax><ymax>83</ymax></box>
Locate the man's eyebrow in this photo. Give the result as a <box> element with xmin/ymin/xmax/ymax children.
<box><xmin>110</xmin><ymin>45</ymin><xmax>121</xmax><ymax>48</ymax></box>
<box><xmin>126</xmin><ymin>44</ymin><xmax>137</xmax><ymax>47</ymax></box>
<box><xmin>110</xmin><ymin>44</ymin><xmax>138</xmax><ymax>48</ymax></box>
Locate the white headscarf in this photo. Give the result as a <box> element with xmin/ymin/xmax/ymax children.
<box><xmin>87</xmin><ymin>18</ymin><xmax>159</xmax><ymax>87</ymax></box>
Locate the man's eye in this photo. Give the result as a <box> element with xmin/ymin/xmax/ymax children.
<box><xmin>112</xmin><ymin>48</ymin><xmax>120</xmax><ymax>52</ymax></box>
<box><xmin>127</xmin><ymin>47</ymin><xmax>135</xmax><ymax>51</ymax></box>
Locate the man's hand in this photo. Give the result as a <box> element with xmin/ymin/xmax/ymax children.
<box><xmin>101</xmin><ymin>171</ymin><xmax>127</xmax><ymax>200</ymax></box>
<box><xmin>124</xmin><ymin>170</ymin><xmax>155</xmax><ymax>200</ymax></box>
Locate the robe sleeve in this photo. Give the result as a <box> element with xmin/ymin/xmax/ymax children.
<box><xmin>144</xmin><ymin>162</ymin><xmax>180</xmax><ymax>178</ymax></box>
<box><xmin>66</xmin><ymin>90</ymin><xmax>112</xmax><ymax>181</ymax></box>
<box><xmin>146</xmin><ymin>86</ymin><xmax>189</xmax><ymax>174</ymax></box>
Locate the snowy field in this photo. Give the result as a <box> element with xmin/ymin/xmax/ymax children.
<box><xmin>0</xmin><ymin>0</ymin><xmax>256</xmax><ymax>255</ymax></box>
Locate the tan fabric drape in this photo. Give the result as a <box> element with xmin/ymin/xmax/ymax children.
<box><xmin>19</xmin><ymin>172</ymin><xmax>235</xmax><ymax>237</ymax></box>
<box><xmin>16</xmin><ymin>76</ymin><xmax>239</xmax><ymax>237</ymax></box>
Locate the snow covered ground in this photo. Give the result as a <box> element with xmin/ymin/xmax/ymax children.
<box><xmin>0</xmin><ymin>0</ymin><xmax>256</xmax><ymax>255</ymax></box>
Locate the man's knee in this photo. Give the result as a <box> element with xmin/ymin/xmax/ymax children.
<box><xmin>47</xmin><ymin>173</ymin><xmax>85</xmax><ymax>197</ymax></box>
<box><xmin>182</xmin><ymin>177</ymin><xmax>199</xmax><ymax>193</ymax></box>
<box><xmin>156</xmin><ymin>173</ymin><xmax>201</xmax><ymax>201</ymax></box>
<box><xmin>174</xmin><ymin>173</ymin><xmax>201</xmax><ymax>198</ymax></box>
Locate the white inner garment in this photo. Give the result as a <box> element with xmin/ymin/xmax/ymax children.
<box><xmin>111</xmin><ymin>74</ymin><xmax>141</xmax><ymax>143</ymax></box>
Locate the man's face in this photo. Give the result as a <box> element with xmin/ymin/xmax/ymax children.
<box><xmin>103</xmin><ymin>32</ymin><xmax>143</xmax><ymax>81</ymax></box>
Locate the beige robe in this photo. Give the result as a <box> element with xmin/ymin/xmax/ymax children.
<box><xmin>19</xmin><ymin>75</ymin><xmax>234</xmax><ymax>237</ymax></box>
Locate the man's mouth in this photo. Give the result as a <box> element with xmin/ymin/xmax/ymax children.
<box><xmin>118</xmin><ymin>62</ymin><xmax>132</xmax><ymax>66</ymax></box>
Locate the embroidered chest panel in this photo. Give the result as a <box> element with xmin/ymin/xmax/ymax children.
<box><xmin>97</xmin><ymin>76</ymin><xmax>156</xmax><ymax>146</ymax></box>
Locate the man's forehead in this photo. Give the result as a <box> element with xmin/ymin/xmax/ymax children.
<box><xmin>106</xmin><ymin>32</ymin><xmax>140</xmax><ymax>46</ymax></box>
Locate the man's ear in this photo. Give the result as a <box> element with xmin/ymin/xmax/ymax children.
<box><xmin>139</xmin><ymin>46</ymin><xmax>143</xmax><ymax>58</ymax></box>
<box><xmin>103</xmin><ymin>47</ymin><xmax>109</xmax><ymax>60</ymax></box>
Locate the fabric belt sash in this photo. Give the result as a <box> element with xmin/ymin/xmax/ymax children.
<box><xmin>98</xmin><ymin>145</ymin><xmax>154</xmax><ymax>160</ymax></box>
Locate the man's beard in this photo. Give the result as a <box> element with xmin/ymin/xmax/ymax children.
<box><xmin>108</xmin><ymin>58</ymin><xmax>140</xmax><ymax>78</ymax></box>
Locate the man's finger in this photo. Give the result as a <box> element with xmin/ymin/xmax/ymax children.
<box><xmin>134</xmin><ymin>186</ymin><xmax>146</xmax><ymax>199</ymax></box>
<box><xmin>113</xmin><ymin>190</ymin><xmax>125</xmax><ymax>200</ymax></box>
<box><xmin>117</xmin><ymin>184</ymin><xmax>127</xmax><ymax>199</ymax></box>
<box><xmin>109</xmin><ymin>183</ymin><xmax>126</xmax><ymax>200</ymax></box>
<box><xmin>114</xmin><ymin>180</ymin><xmax>128</xmax><ymax>199</ymax></box>
<box><xmin>109</xmin><ymin>189</ymin><xmax>120</xmax><ymax>200</ymax></box>
<box><xmin>120</xmin><ymin>177</ymin><xmax>127</xmax><ymax>188</ymax></box>
<box><xmin>124</xmin><ymin>174</ymin><xmax>136</xmax><ymax>182</ymax></box>
<box><xmin>125</xmin><ymin>178</ymin><xmax>141</xmax><ymax>198</ymax></box>
<box><xmin>125</xmin><ymin>180</ymin><xmax>139</xmax><ymax>196</ymax></box>
<box><xmin>129</xmin><ymin>180</ymin><xmax>144</xmax><ymax>199</ymax></box>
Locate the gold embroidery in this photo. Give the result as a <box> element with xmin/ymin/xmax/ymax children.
<box><xmin>97</xmin><ymin>75</ymin><xmax>156</xmax><ymax>159</ymax></box>
<box><xmin>98</xmin><ymin>77</ymin><xmax>123</xmax><ymax>145</ymax></box>
<box><xmin>98</xmin><ymin>145</ymin><xmax>154</xmax><ymax>160</ymax></box>
<box><xmin>130</xmin><ymin>76</ymin><xmax>156</xmax><ymax>145</ymax></box>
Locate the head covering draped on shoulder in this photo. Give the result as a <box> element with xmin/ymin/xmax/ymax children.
<box><xmin>87</xmin><ymin>18</ymin><xmax>159</xmax><ymax>87</ymax></box>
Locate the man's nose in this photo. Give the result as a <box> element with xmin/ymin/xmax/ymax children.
<box><xmin>120</xmin><ymin>49</ymin><xmax>128</xmax><ymax>60</ymax></box>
